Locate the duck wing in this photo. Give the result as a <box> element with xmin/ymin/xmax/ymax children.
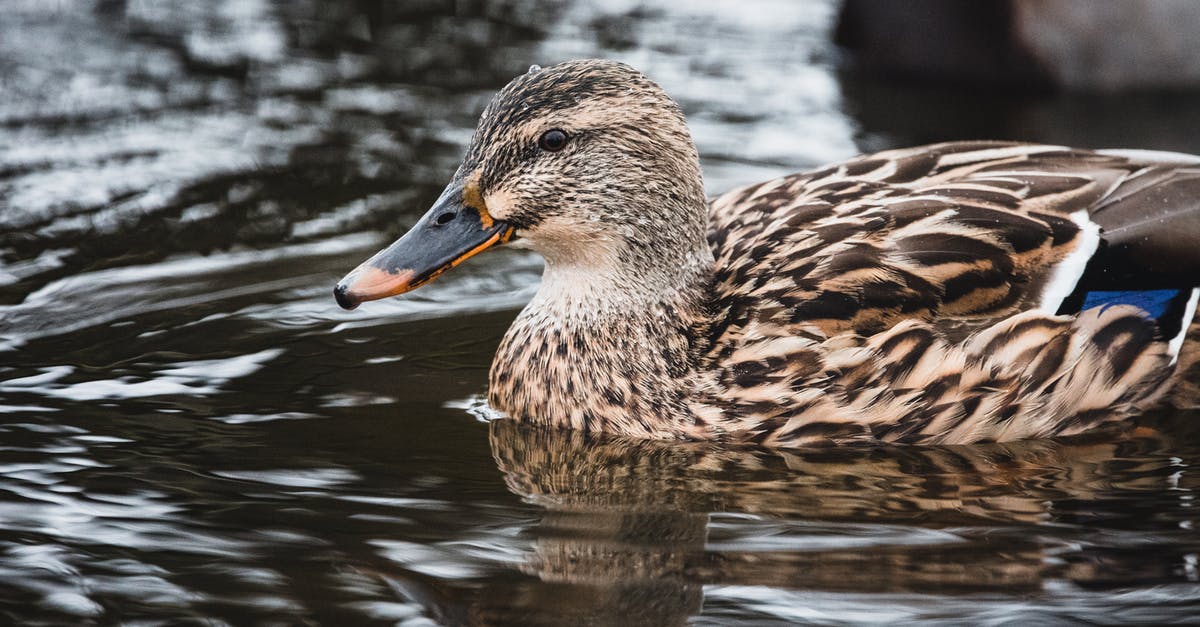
<box><xmin>707</xmin><ymin>141</ymin><xmax>1200</xmax><ymax>339</ymax></box>
<box><xmin>700</xmin><ymin>141</ymin><xmax>1200</xmax><ymax>445</ymax></box>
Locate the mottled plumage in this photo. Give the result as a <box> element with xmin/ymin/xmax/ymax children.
<box><xmin>338</xmin><ymin>59</ymin><xmax>1200</xmax><ymax>447</ymax></box>
<box><xmin>696</xmin><ymin>142</ymin><xmax>1200</xmax><ymax>445</ymax></box>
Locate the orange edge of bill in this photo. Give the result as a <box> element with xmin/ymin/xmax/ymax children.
<box><xmin>401</xmin><ymin>224</ymin><xmax>516</xmax><ymax>293</ymax></box>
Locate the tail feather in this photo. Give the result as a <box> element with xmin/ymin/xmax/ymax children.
<box><xmin>1089</xmin><ymin>165</ymin><xmax>1200</xmax><ymax>289</ymax></box>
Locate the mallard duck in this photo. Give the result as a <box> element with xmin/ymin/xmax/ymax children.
<box><xmin>335</xmin><ymin>59</ymin><xmax>1200</xmax><ymax>447</ymax></box>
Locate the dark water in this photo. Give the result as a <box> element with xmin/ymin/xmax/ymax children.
<box><xmin>3</xmin><ymin>1</ymin><xmax>1200</xmax><ymax>624</ymax></box>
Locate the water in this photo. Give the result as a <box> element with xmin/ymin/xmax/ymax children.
<box><xmin>3</xmin><ymin>1</ymin><xmax>1200</xmax><ymax>624</ymax></box>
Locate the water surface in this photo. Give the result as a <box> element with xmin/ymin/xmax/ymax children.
<box><xmin>4</xmin><ymin>1</ymin><xmax>1200</xmax><ymax>624</ymax></box>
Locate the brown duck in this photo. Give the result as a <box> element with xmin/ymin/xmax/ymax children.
<box><xmin>335</xmin><ymin>59</ymin><xmax>1200</xmax><ymax>447</ymax></box>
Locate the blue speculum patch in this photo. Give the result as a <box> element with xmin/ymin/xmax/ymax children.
<box><xmin>1081</xmin><ymin>289</ymin><xmax>1185</xmax><ymax>319</ymax></box>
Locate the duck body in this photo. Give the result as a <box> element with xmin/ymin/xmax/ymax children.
<box><xmin>491</xmin><ymin>140</ymin><xmax>1200</xmax><ymax>446</ymax></box>
<box><xmin>336</xmin><ymin>60</ymin><xmax>1200</xmax><ymax>447</ymax></box>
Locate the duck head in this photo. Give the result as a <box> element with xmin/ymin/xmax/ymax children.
<box><xmin>334</xmin><ymin>59</ymin><xmax>710</xmax><ymax>310</ymax></box>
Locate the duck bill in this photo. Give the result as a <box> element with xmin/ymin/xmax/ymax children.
<box><xmin>334</xmin><ymin>183</ymin><xmax>514</xmax><ymax>310</ymax></box>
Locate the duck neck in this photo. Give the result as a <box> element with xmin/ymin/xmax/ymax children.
<box><xmin>488</xmin><ymin>236</ymin><xmax>717</xmax><ymax>439</ymax></box>
<box><xmin>534</xmin><ymin>228</ymin><xmax>714</xmax><ymax>315</ymax></box>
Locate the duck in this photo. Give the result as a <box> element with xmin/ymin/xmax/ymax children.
<box><xmin>334</xmin><ymin>59</ymin><xmax>1200</xmax><ymax>447</ymax></box>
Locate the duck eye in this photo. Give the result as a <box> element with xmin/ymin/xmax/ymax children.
<box><xmin>538</xmin><ymin>129</ymin><xmax>569</xmax><ymax>152</ymax></box>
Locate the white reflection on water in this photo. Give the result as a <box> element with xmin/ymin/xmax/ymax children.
<box><xmin>705</xmin><ymin>513</ymin><xmax>966</xmax><ymax>552</ymax></box>
<box><xmin>0</xmin><ymin>348</ymin><xmax>283</xmax><ymax>401</ymax></box>
<box><xmin>0</xmin><ymin>235</ymin><xmax>375</xmax><ymax>348</ymax></box>
<box><xmin>212</xmin><ymin>411</ymin><xmax>320</xmax><ymax>425</ymax></box>
<box><xmin>371</xmin><ymin>535</ymin><xmax>528</xmax><ymax>581</ymax></box>
<box><xmin>212</xmin><ymin>467</ymin><xmax>361</xmax><ymax>489</ymax></box>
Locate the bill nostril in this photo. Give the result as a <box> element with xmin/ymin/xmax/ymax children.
<box><xmin>435</xmin><ymin>211</ymin><xmax>456</xmax><ymax>225</ymax></box>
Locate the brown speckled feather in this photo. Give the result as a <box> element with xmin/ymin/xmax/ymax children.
<box><xmin>700</xmin><ymin>142</ymin><xmax>1198</xmax><ymax>445</ymax></box>
<box><xmin>710</xmin><ymin>142</ymin><xmax>1154</xmax><ymax>337</ymax></box>
<box><xmin>707</xmin><ymin>305</ymin><xmax>1173</xmax><ymax>446</ymax></box>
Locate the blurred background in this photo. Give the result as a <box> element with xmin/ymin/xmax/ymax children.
<box><xmin>2</xmin><ymin>1</ymin><xmax>1200</xmax><ymax>624</ymax></box>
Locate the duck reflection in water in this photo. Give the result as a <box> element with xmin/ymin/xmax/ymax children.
<box><xmin>475</xmin><ymin>417</ymin><xmax>1199</xmax><ymax>625</ymax></box>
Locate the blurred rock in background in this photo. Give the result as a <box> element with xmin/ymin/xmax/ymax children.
<box><xmin>836</xmin><ymin>0</ymin><xmax>1200</xmax><ymax>91</ymax></box>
